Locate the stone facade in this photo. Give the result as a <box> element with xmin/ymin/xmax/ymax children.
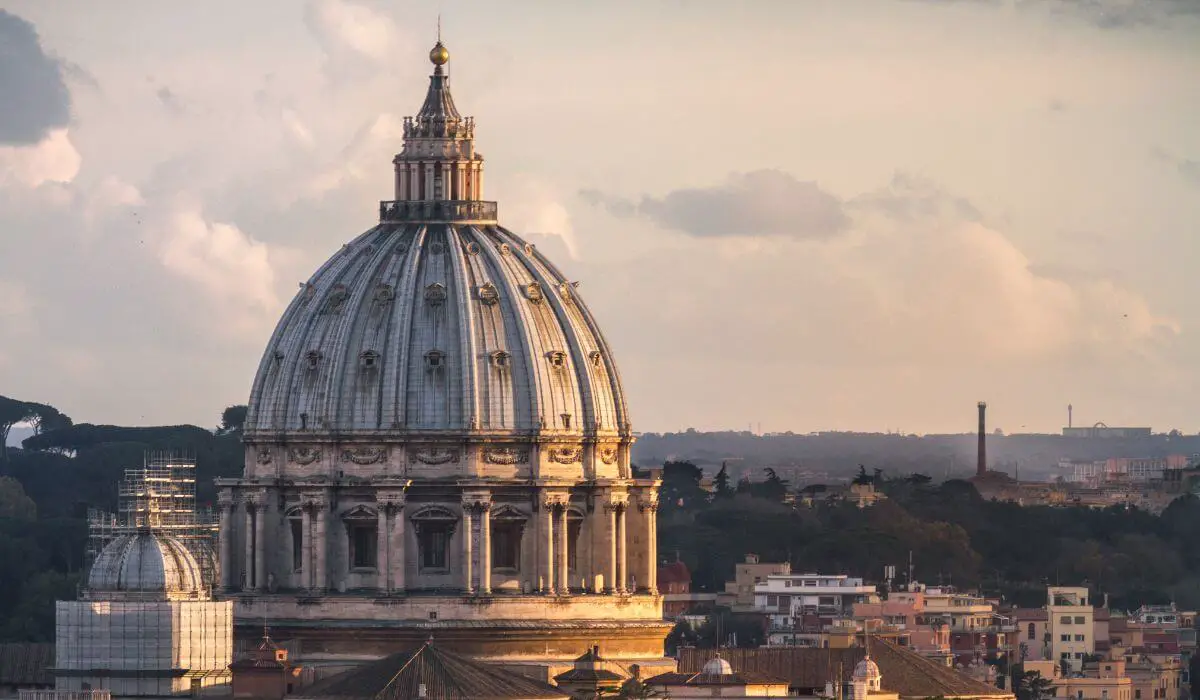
<box><xmin>217</xmin><ymin>39</ymin><xmax>670</xmax><ymax>674</ymax></box>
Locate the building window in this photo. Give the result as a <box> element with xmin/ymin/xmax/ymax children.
<box><xmin>1103</xmin><ymin>692</ymin><xmax>1108</xmax><ymax>700</ymax></box>
<box><xmin>1136</xmin><ymin>691</ymin><xmax>1142</xmax><ymax>700</ymax></box>
<box><xmin>1075</xmin><ymin>634</ymin><xmax>1085</xmax><ymax>642</ymax></box>
<box><xmin>419</xmin><ymin>524</ymin><xmax>451</xmax><ymax>570</ymax></box>
<box><xmin>412</xmin><ymin>508</ymin><xmax>456</xmax><ymax>572</ymax></box>
<box><xmin>1062</xmin><ymin>616</ymin><xmax>1073</xmax><ymax>625</ymax></box>
<box><xmin>1029</xmin><ymin>623</ymin><xmax>1037</xmax><ymax>640</ymax></box>
<box><xmin>1062</xmin><ymin>635</ymin><xmax>1071</xmax><ymax>642</ymax></box>
<box><xmin>1075</xmin><ymin>653</ymin><xmax>1083</xmax><ymax>659</ymax></box>
<box><xmin>1075</xmin><ymin>616</ymin><xmax>1086</xmax><ymax>625</ymax></box>
<box><xmin>290</xmin><ymin>518</ymin><xmax>303</xmax><ymax>572</ymax></box>
<box><xmin>491</xmin><ymin>514</ymin><xmax>525</xmax><ymax>571</ymax></box>
<box><xmin>348</xmin><ymin>523</ymin><xmax>378</xmax><ymax>569</ymax></box>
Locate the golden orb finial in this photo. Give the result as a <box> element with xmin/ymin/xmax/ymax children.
<box><xmin>430</xmin><ymin>41</ymin><xmax>449</xmax><ymax>66</ymax></box>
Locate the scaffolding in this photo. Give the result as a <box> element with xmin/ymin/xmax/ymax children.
<box><xmin>85</xmin><ymin>451</ymin><xmax>220</xmax><ymax>589</ymax></box>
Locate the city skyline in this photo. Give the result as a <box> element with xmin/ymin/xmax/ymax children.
<box><xmin>1</xmin><ymin>0</ymin><xmax>1198</xmax><ymax>434</ymax></box>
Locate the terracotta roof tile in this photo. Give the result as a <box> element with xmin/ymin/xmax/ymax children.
<box><xmin>678</xmin><ymin>639</ymin><xmax>1013</xmax><ymax>700</ymax></box>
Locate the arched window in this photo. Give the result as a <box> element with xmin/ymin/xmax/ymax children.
<box><xmin>412</xmin><ymin>507</ymin><xmax>457</xmax><ymax>572</ymax></box>
<box><xmin>567</xmin><ymin>509</ymin><xmax>584</xmax><ymax>572</ymax></box>
<box><xmin>1028</xmin><ymin>622</ymin><xmax>1036</xmax><ymax>641</ymax></box>
<box><xmin>491</xmin><ymin>507</ymin><xmax>527</xmax><ymax>571</ymax></box>
<box><xmin>286</xmin><ymin>507</ymin><xmax>303</xmax><ymax>573</ymax></box>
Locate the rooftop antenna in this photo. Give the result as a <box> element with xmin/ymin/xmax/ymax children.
<box><xmin>437</xmin><ymin>13</ymin><xmax>442</xmax><ymax>43</ymax></box>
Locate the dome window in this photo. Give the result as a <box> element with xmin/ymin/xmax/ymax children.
<box><xmin>589</xmin><ymin>351</ymin><xmax>603</xmax><ymax>368</ymax></box>
<box><xmin>305</xmin><ymin>351</ymin><xmax>323</xmax><ymax>371</ymax></box>
<box><xmin>374</xmin><ymin>284</ymin><xmax>394</xmax><ymax>303</ymax></box>
<box><xmin>477</xmin><ymin>283</ymin><xmax>499</xmax><ymax>306</ymax></box>
<box><xmin>490</xmin><ymin>351</ymin><xmax>511</xmax><ymax>368</ymax></box>
<box><xmin>273</xmin><ymin>350</ymin><xmax>285</xmax><ymax>364</ymax></box>
<box><xmin>424</xmin><ymin>283</ymin><xmax>448</xmax><ymax>306</ymax></box>
<box><xmin>360</xmin><ymin>350</ymin><xmax>380</xmax><ymax>369</ymax></box>
<box><xmin>425</xmin><ymin>350</ymin><xmax>446</xmax><ymax>369</ymax></box>
<box><xmin>465</xmin><ymin>242</ymin><xmax>480</xmax><ymax>255</ymax></box>
<box><xmin>547</xmin><ymin>351</ymin><xmax>567</xmax><ymax>369</ymax></box>
<box><xmin>498</xmin><ymin>243</ymin><xmax>511</xmax><ymax>256</ymax></box>
<box><xmin>325</xmin><ymin>284</ymin><xmax>349</xmax><ymax>314</ymax></box>
<box><xmin>561</xmin><ymin>413</ymin><xmax>572</xmax><ymax>430</ymax></box>
<box><xmin>524</xmin><ymin>283</ymin><xmax>543</xmax><ymax>304</ymax></box>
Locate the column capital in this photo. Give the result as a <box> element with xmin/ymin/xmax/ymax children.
<box><xmin>637</xmin><ymin>500</ymin><xmax>659</xmax><ymax>513</ymax></box>
<box><xmin>461</xmin><ymin>491</ymin><xmax>493</xmax><ymax>513</ymax></box>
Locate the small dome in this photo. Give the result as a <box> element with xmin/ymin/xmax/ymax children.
<box><xmin>702</xmin><ymin>656</ymin><xmax>733</xmax><ymax>675</ymax></box>
<box><xmin>429</xmin><ymin>41</ymin><xmax>449</xmax><ymax>66</ymax></box>
<box><xmin>88</xmin><ymin>531</ymin><xmax>204</xmax><ymax>595</ymax></box>
<box><xmin>853</xmin><ymin>655</ymin><xmax>881</xmax><ymax>681</ymax></box>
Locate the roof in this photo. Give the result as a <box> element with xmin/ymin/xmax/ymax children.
<box><xmin>296</xmin><ymin>641</ymin><xmax>568</xmax><ymax>700</ymax></box>
<box><xmin>645</xmin><ymin>670</ymin><xmax>788</xmax><ymax>687</ymax></box>
<box><xmin>87</xmin><ymin>531</ymin><xmax>205</xmax><ymax>597</ymax></box>
<box><xmin>678</xmin><ymin>639</ymin><xmax>1014</xmax><ymax>700</ymax></box>
<box><xmin>1011</xmin><ymin>608</ymin><xmax>1048</xmax><ymax>622</ymax></box>
<box><xmin>659</xmin><ymin>561</ymin><xmax>691</xmax><ymax>585</ymax></box>
<box><xmin>0</xmin><ymin>643</ymin><xmax>54</xmax><ymax>686</ymax></box>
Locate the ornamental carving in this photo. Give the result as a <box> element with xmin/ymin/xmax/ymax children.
<box><xmin>289</xmin><ymin>447</ymin><xmax>322</xmax><ymax>465</ymax></box>
<box><xmin>374</xmin><ymin>284</ymin><xmax>394</xmax><ymax>303</ymax></box>
<box><xmin>589</xmin><ymin>350</ymin><xmax>604</xmax><ymax>368</ymax></box>
<box><xmin>325</xmin><ymin>284</ymin><xmax>349</xmax><ymax>314</ymax></box>
<box><xmin>341</xmin><ymin>446</ymin><xmax>386</xmax><ymax>465</ymax></box>
<box><xmin>524</xmin><ymin>243</ymin><xmax>535</xmax><ymax>255</ymax></box>
<box><xmin>477</xmin><ymin>283</ymin><xmax>499</xmax><ymax>306</ymax></box>
<box><xmin>413</xmin><ymin>448</ymin><xmax>460</xmax><ymax>465</ymax></box>
<box><xmin>498</xmin><ymin>243</ymin><xmax>511</xmax><ymax>256</ymax></box>
<box><xmin>524</xmin><ymin>283</ymin><xmax>543</xmax><ymax>304</ymax></box>
<box><xmin>256</xmin><ymin>449</ymin><xmax>273</xmax><ymax>465</ymax></box>
<box><xmin>483</xmin><ymin>447</ymin><xmax>529</xmax><ymax>465</ymax></box>
<box><xmin>465</xmin><ymin>242</ymin><xmax>480</xmax><ymax>255</ymax></box>
<box><xmin>424</xmin><ymin>282</ymin><xmax>447</xmax><ymax>305</ymax></box>
<box><xmin>600</xmin><ymin>447</ymin><xmax>618</xmax><ymax>465</ymax></box>
<box><xmin>547</xmin><ymin>446</ymin><xmax>583</xmax><ymax>464</ymax></box>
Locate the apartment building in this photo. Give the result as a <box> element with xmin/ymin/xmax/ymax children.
<box><xmin>1048</xmin><ymin>586</ymin><xmax>1097</xmax><ymax>672</ymax></box>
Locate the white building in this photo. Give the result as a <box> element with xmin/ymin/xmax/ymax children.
<box><xmin>754</xmin><ymin>574</ymin><xmax>879</xmax><ymax>631</ymax></box>
<box><xmin>54</xmin><ymin>532</ymin><xmax>233</xmax><ymax>697</ymax></box>
<box><xmin>1047</xmin><ymin>586</ymin><xmax>1095</xmax><ymax>672</ymax></box>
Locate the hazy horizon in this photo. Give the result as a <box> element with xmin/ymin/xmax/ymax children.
<box><xmin>1</xmin><ymin>0</ymin><xmax>1198</xmax><ymax>435</ymax></box>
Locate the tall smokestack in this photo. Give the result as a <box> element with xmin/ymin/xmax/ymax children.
<box><xmin>977</xmin><ymin>402</ymin><xmax>987</xmax><ymax>477</ymax></box>
<box><xmin>1068</xmin><ymin>403</ymin><xmax>1073</xmax><ymax>429</ymax></box>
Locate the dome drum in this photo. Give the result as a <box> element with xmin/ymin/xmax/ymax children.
<box><xmin>379</xmin><ymin>199</ymin><xmax>497</xmax><ymax>224</ymax></box>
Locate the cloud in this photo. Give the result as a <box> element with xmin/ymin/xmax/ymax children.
<box><xmin>0</xmin><ymin>10</ymin><xmax>71</xmax><ymax>145</ymax></box>
<box><xmin>155</xmin><ymin>86</ymin><xmax>185</xmax><ymax>116</ymax></box>
<box><xmin>585</xmin><ymin>170</ymin><xmax>1176</xmax><ymax>367</ymax></box>
<box><xmin>493</xmin><ymin>175</ymin><xmax>581</xmax><ymax>259</ymax></box>
<box><xmin>582</xmin><ymin>170</ymin><xmax>849</xmax><ymax>239</ymax></box>
<box><xmin>907</xmin><ymin>0</ymin><xmax>1200</xmax><ymax>28</ymax></box>
<box><xmin>304</xmin><ymin>0</ymin><xmax>403</xmax><ymax>83</ymax></box>
<box><xmin>1151</xmin><ymin>148</ymin><xmax>1200</xmax><ymax>185</ymax></box>
<box><xmin>0</xmin><ymin>129</ymin><xmax>81</xmax><ymax>187</ymax></box>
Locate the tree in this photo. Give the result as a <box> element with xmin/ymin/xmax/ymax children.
<box><xmin>0</xmin><ymin>396</ymin><xmax>36</xmax><ymax>463</ymax></box>
<box><xmin>713</xmin><ymin>462</ymin><xmax>733</xmax><ymax>499</ymax></box>
<box><xmin>219</xmin><ymin>405</ymin><xmax>248</xmax><ymax>435</ymax></box>
<box><xmin>853</xmin><ymin>465</ymin><xmax>873</xmax><ymax>485</ymax></box>
<box><xmin>1189</xmin><ymin>653</ymin><xmax>1200</xmax><ymax>700</ymax></box>
<box><xmin>0</xmin><ymin>477</ymin><xmax>37</xmax><ymax>521</ymax></box>
<box><xmin>661</xmin><ymin>461</ymin><xmax>707</xmax><ymax>511</ymax></box>
<box><xmin>1016</xmin><ymin>670</ymin><xmax>1054</xmax><ymax>700</ymax></box>
<box><xmin>757</xmin><ymin>468</ymin><xmax>789</xmax><ymax>502</ymax></box>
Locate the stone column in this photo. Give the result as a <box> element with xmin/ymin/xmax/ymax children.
<box><xmin>218</xmin><ymin>498</ymin><xmax>233</xmax><ymax>591</ymax></box>
<box><xmin>301</xmin><ymin>504</ymin><xmax>313</xmax><ymax>590</ymax></box>
<box><xmin>424</xmin><ymin>162</ymin><xmax>435</xmax><ymax>200</ymax></box>
<box><xmin>542</xmin><ymin>502</ymin><xmax>555</xmax><ymax>594</ymax></box>
<box><xmin>243</xmin><ymin>502</ymin><xmax>256</xmax><ymax>591</ymax></box>
<box><xmin>643</xmin><ymin>503</ymin><xmax>658</xmax><ymax>595</ymax></box>
<box><xmin>390</xmin><ymin>504</ymin><xmax>406</xmax><ymax>593</ymax></box>
<box><xmin>605</xmin><ymin>504</ymin><xmax>618</xmax><ymax>594</ymax></box>
<box><xmin>617</xmin><ymin>504</ymin><xmax>628</xmax><ymax>594</ymax></box>
<box><xmin>254</xmin><ymin>498</ymin><xmax>268</xmax><ymax>592</ymax></box>
<box><xmin>462</xmin><ymin>506</ymin><xmax>474</xmax><ymax>594</ymax></box>
<box><xmin>314</xmin><ymin>500</ymin><xmax>328</xmax><ymax>593</ymax></box>
<box><xmin>376</xmin><ymin>507</ymin><xmax>389</xmax><ymax>593</ymax></box>
<box><xmin>557</xmin><ymin>506</ymin><xmax>569</xmax><ymax>596</ymax></box>
<box><xmin>409</xmin><ymin>164</ymin><xmax>420</xmax><ymax>200</ymax></box>
<box><xmin>479</xmin><ymin>503</ymin><xmax>492</xmax><ymax>595</ymax></box>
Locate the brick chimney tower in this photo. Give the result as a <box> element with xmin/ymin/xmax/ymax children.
<box><xmin>977</xmin><ymin>401</ymin><xmax>987</xmax><ymax>477</ymax></box>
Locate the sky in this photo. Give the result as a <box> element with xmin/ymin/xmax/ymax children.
<box><xmin>0</xmin><ymin>0</ymin><xmax>1198</xmax><ymax>436</ymax></box>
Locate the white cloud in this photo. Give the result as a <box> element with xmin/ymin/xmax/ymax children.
<box><xmin>154</xmin><ymin>203</ymin><xmax>280</xmax><ymax>333</ymax></box>
<box><xmin>494</xmin><ymin>175</ymin><xmax>581</xmax><ymax>259</ymax></box>
<box><xmin>0</xmin><ymin>128</ymin><xmax>80</xmax><ymax>187</ymax></box>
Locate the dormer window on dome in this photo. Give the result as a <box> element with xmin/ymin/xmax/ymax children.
<box><xmin>490</xmin><ymin>350</ymin><xmax>511</xmax><ymax>368</ymax></box>
<box><xmin>477</xmin><ymin>283</ymin><xmax>499</xmax><ymax>305</ymax></box>
<box><xmin>305</xmin><ymin>351</ymin><xmax>323</xmax><ymax>371</ymax></box>
<box><xmin>425</xmin><ymin>350</ymin><xmax>446</xmax><ymax>369</ymax></box>
<box><xmin>424</xmin><ymin>283</ymin><xmax>448</xmax><ymax>306</ymax></box>
<box><xmin>360</xmin><ymin>350</ymin><xmax>380</xmax><ymax>369</ymax></box>
<box><xmin>547</xmin><ymin>351</ymin><xmax>567</xmax><ymax>368</ymax></box>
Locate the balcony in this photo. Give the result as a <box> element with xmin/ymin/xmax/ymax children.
<box><xmin>379</xmin><ymin>199</ymin><xmax>499</xmax><ymax>223</ymax></box>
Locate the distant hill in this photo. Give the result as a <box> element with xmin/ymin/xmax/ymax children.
<box><xmin>630</xmin><ymin>430</ymin><xmax>1200</xmax><ymax>483</ymax></box>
